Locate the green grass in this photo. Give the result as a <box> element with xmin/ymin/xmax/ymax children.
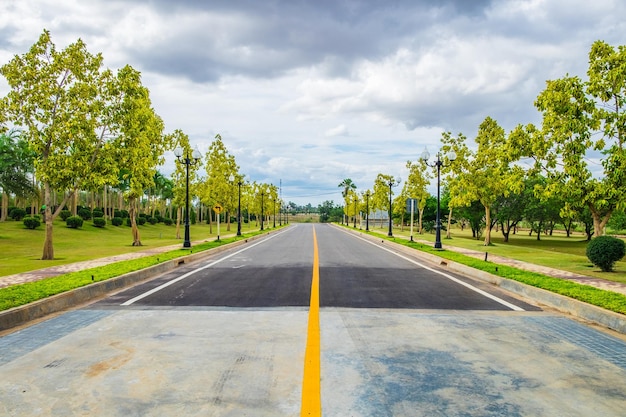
<box><xmin>0</xmin><ymin>227</ymin><xmax>273</xmax><ymax>311</ymax></box>
<box><xmin>382</xmin><ymin>225</ymin><xmax>626</xmax><ymax>284</ymax></box>
<box><xmin>351</xmin><ymin>224</ymin><xmax>626</xmax><ymax>315</ymax></box>
<box><xmin>0</xmin><ymin>218</ymin><xmax>259</xmax><ymax>276</ymax></box>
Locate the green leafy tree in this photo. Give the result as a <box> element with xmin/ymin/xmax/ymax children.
<box><xmin>0</xmin><ymin>31</ymin><xmax>115</xmax><ymax>259</ymax></box>
<box><xmin>517</xmin><ymin>41</ymin><xmax>626</xmax><ymax>238</ymax></box>
<box><xmin>405</xmin><ymin>158</ymin><xmax>430</xmax><ymax>233</ymax></box>
<box><xmin>109</xmin><ymin>65</ymin><xmax>168</xmax><ymax>246</ymax></box>
<box><xmin>201</xmin><ymin>134</ymin><xmax>239</xmax><ymax>230</ymax></box>
<box><xmin>440</xmin><ymin>132</ymin><xmax>471</xmax><ymax>238</ymax></box>
<box><xmin>0</xmin><ymin>130</ymin><xmax>37</xmax><ymax>221</ymax></box>
<box><xmin>170</xmin><ymin>130</ymin><xmax>200</xmax><ymax>239</ymax></box>
<box><xmin>338</xmin><ymin>178</ymin><xmax>356</xmax><ymax>225</ymax></box>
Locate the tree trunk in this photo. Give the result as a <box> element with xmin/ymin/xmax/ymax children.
<box><xmin>1</xmin><ymin>192</ymin><xmax>8</xmax><ymax>221</ymax></box>
<box><xmin>483</xmin><ymin>205</ymin><xmax>492</xmax><ymax>246</ymax></box>
<box><xmin>41</xmin><ymin>183</ymin><xmax>54</xmax><ymax>260</ymax></box>
<box><xmin>418</xmin><ymin>208</ymin><xmax>424</xmax><ymax>234</ymax></box>
<box><xmin>176</xmin><ymin>206</ymin><xmax>182</xmax><ymax>239</ymax></box>
<box><xmin>129</xmin><ymin>197</ymin><xmax>142</xmax><ymax>246</ymax></box>
<box><xmin>446</xmin><ymin>207</ymin><xmax>453</xmax><ymax>239</ymax></box>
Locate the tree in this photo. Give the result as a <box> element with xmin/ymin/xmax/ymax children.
<box><xmin>520</xmin><ymin>41</ymin><xmax>626</xmax><ymax>238</ymax></box>
<box><xmin>440</xmin><ymin>132</ymin><xmax>471</xmax><ymax>238</ymax></box>
<box><xmin>405</xmin><ymin>158</ymin><xmax>430</xmax><ymax>233</ymax></box>
<box><xmin>0</xmin><ymin>130</ymin><xmax>37</xmax><ymax>221</ymax></box>
<box><xmin>0</xmin><ymin>31</ymin><xmax>115</xmax><ymax>259</ymax></box>
<box><xmin>338</xmin><ymin>178</ymin><xmax>356</xmax><ymax>225</ymax></box>
<box><xmin>493</xmin><ymin>186</ymin><xmax>525</xmax><ymax>242</ymax></box>
<box><xmin>169</xmin><ymin>130</ymin><xmax>198</xmax><ymax>239</ymax></box>
<box><xmin>201</xmin><ymin>134</ymin><xmax>239</xmax><ymax>230</ymax></box>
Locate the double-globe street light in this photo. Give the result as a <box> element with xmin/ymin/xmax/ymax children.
<box><xmin>420</xmin><ymin>148</ymin><xmax>456</xmax><ymax>249</ymax></box>
<box><xmin>174</xmin><ymin>146</ymin><xmax>202</xmax><ymax>248</ymax></box>
<box><xmin>387</xmin><ymin>177</ymin><xmax>401</xmax><ymax>237</ymax></box>
<box><xmin>260</xmin><ymin>187</ymin><xmax>269</xmax><ymax>231</ymax></box>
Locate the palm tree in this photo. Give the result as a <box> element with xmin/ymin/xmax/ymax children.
<box><xmin>338</xmin><ymin>178</ymin><xmax>356</xmax><ymax>225</ymax></box>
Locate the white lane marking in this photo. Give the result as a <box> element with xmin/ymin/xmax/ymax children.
<box><xmin>121</xmin><ymin>228</ymin><xmax>294</xmax><ymax>306</ymax></box>
<box><xmin>342</xmin><ymin>229</ymin><xmax>525</xmax><ymax>311</ymax></box>
<box><xmin>232</xmin><ymin>265</ymin><xmax>245</xmax><ymax>269</ymax></box>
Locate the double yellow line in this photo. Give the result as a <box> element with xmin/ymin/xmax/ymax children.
<box><xmin>300</xmin><ymin>228</ymin><xmax>321</xmax><ymax>416</ymax></box>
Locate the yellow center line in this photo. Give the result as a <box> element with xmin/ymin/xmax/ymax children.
<box><xmin>301</xmin><ymin>227</ymin><xmax>321</xmax><ymax>416</ymax></box>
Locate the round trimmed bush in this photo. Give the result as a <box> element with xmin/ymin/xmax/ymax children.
<box><xmin>111</xmin><ymin>216</ymin><xmax>123</xmax><ymax>226</ymax></box>
<box><xmin>586</xmin><ymin>235</ymin><xmax>626</xmax><ymax>272</ymax></box>
<box><xmin>10</xmin><ymin>208</ymin><xmax>26</xmax><ymax>221</ymax></box>
<box><xmin>137</xmin><ymin>216</ymin><xmax>146</xmax><ymax>226</ymax></box>
<box><xmin>92</xmin><ymin>209</ymin><xmax>104</xmax><ymax>218</ymax></box>
<box><xmin>93</xmin><ymin>217</ymin><xmax>106</xmax><ymax>228</ymax></box>
<box><xmin>59</xmin><ymin>210</ymin><xmax>72</xmax><ymax>221</ymax></box>
<box><xmin>66</xmin><ymin>215</ymin><xmax>84</xmax><ymax>229</ymax></box>
<box><xmin>147</xmin><ymin>216</ymin><xmax>158</xmax><ymax>225</ymax></box>
<box><xmin>163</xmin><ymin>217</ymin><xmax>173</xmax><ymax>226</ymax></box>
<box><xmin>78</xmin><ymin>208</ymin><xmax>92</xmax><ymax>220</ymax></box>
<box><xmin>23</xmin><ymin>216</ymin><xmax>41</xmax><ymax>230</ymax></box>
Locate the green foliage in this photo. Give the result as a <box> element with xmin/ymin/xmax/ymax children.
<box><xmin>77</xmin><ymin>208</ymin><xmax>92</xmax><ymax>220</ymax></box>
<box><xmin>147</xmin><ymin>216</ymin><xmax>158</xmax><ymax>225</ymax></box>
<box><xmin>9</xmin><ymin>207</ymin><xmax>26</xmax><ymax>221</ymax></box>
<box><xmin>59</xmin><ymin>210</ymin><xmax>72</xmax><ymax>221</ymax></box>
<box><xmin>111</xmin><ymin>217</ymin><xmax>123</xmax><ymax>226</ymax></box>
<box><xmin>23</xmin><ymin>216</ymin><xmax>41</xmax><ymax>230</ymax></box>
<box><xmin>92</xmin><ymin>209</ymin><xmax>104</xmax><ymax>218</ymax></box>
<box><xmin>66</xmin><ymin>216</ymin><xmax>84</xmax><ymax>229</ymax></box>
<box><xmin>92</xmin><ymin>217</ymin><xmax>106</xmax><ymax>228</ymax></box>
<box><xmin>114</xmin><ymin>209</ymin><xmax>129</xmax><ymax>218</ymax></box>
<box><xmin>162</xmin><ymin>217</ymin><xmax>173</xmax><ymax>226</ymax></box>
<box><xmin>586</xmin><ymin>236</ymin><xmax>626</xmax><ymax>272</ymax></box>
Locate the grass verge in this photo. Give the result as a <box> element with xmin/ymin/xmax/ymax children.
<box><xmin>344</xmin><ymin>225</ymin><xmax>626</xmax><ymax>315</ymax></box>
<box><xmin>0</xmin><ymin>229</ymin><xmax>272</xmax><ymax>311</ymax></box>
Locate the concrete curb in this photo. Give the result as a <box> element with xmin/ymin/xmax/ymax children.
<box><xmin>339</xmin><ymin>226</ymin><xmax>626</xmax><ymax>334</ymax></box>
<box><xmin>0</xmin><ymin>232</ymin><xmax>270</xmax><ymax>332</ymax></box>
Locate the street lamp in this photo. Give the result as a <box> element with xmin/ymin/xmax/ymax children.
<box><xmin>353</xmin><ymin>194</ymin><xmax>357</xmax><ymax>228</ymax></box>
<box><xmin>230</xmin><ymin>174</ymin><xmax>242</xmax><ymax>236</ymax></box>
<box><xmin>260</xmin><ymin>187</ymin><xmax>268</xmax><ymax>231</ymax></box>
<box><xmin>421</xmin><ymin>148</ymin><xmax>456</xmax><ymax>249</ymax></box>
<box><xmin>273</xmin><ymin>197</ymin><xmax>276</xmax><ymax>228</ymax></box>
<box><xmin>174</xmin><ymin>146</ymin><xmax>202</xmax><ymax>248</ymax></box>
<box><xmin>387</xmin><ymin>177</ymin><xmax>401</xmax><ymax>237</ymax></box>
<box><xmin>365</xmin><ymin>191</ymin><xmax>370</xmax><ymax>231</ymax></box>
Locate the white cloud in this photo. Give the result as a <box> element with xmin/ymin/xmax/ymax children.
<box><xmin>1</xmin><ymin>0</ymin><xmax>625</xmax><ymax>205</ymax></box>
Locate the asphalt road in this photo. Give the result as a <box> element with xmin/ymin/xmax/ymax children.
<box><xmin>1</xmin><ymin>224</ymin><xmax>626</xmax><ymax>416</ymax></box>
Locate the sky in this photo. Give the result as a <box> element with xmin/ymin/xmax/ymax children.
<box><xmin>0</xmin><ymin>0</ymin><xmax>624</xmax><ymax>206</ymax></box>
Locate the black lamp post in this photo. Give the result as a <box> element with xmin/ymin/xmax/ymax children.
<box><xmin>230</xmin><ymin>174</ymin><xmax>242</xmax><ymax>236</ymax></box>
<box><xmin>365</xmin><ymin>191</ymin><xmax>370</xmax><ymax>231</ymax></box>
<box><xmin>421</xmin><ymin>148</ymin><xmax>456</xmax><ymax>249</ymax></box>
<box><xmin>174</xmin><ymin>146</ymin><xmax>202</xmax><ymax>248</ymax></box>
<box><xmin>387</xmin><ymin>177</ymin><xmax>401</xmax><ymax>237</ymax></box>
<box><xmin>260</xmin><ymin>188</ymin><xmax>267</xmax><ymax>231</ymax></box>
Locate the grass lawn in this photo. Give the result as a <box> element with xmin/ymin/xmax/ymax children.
<box><xmin>0</xmin><ymin>218</ymin><xmax>258</xmax><ymax>277</ymax></box>
<box><xmin>366</xmin><ymin>224</ymin><xmax>626</xmax><ymax>284</ymax></box>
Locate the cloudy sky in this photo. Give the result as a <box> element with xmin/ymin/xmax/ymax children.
<box><xmin>1</xmin><ymin>0</ymin><xmax>624</xmax><ymax>206</ymax></box>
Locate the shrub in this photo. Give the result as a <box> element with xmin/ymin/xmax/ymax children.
<box><xmin>92</xmin><ymin>209</ymin><xmax>104</xmax><ymax>218</ymax></box>
<box><xmin>163</xmin><ymin>217</ymin><xmax>173</xmax><ymax>226</ymax></box>
<box><xmin>111</xmin><ymin>217</ymin><xmax>123</xmax><ymax>226</ymax></box>
<box><xmin>119</xmin><ymin>209</ymin><xmax>129</xmax><ymax>218</ymax></box>
<box><xmin>147</xmin><ymin>216</ymin><xmax>158</xmax><ymax>225</ymax></box>
<box><xmin>59</xmin><ymin>210</ymin><xmax>72</xmax><ymax>221</ymax></box>
<box><xmin>9</xmin><ymin>208</ymin><xmax>27</xmax><ymax>221</ymax></box>
<box><xmin>77</xmin><ymin>208</ymin><xmax>92</xmax><ymax>220</ymax></box>
<box><xmin>66</xmin><ymin>215</ymin><xmax>84</xmax><ymax>229</ymax></box>
<box><xmin>586</xmin><ymin>235</ymin><xmax>626</xmax><ymax>272</ymax></box>
<box><xmin>23</xmin><ymin>216</ymin><xmax>41</xmax><ymax>230</ymax></box>
<box><xmin>93</xmin><ymin>217</ymin><xmax>106</xmax><ymax>228</ymax></box>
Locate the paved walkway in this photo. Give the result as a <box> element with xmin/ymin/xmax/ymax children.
<box><xmin>2</xmin><ymin>231</ymin><xmax>626</xmax><ymax>297</ymax></box>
